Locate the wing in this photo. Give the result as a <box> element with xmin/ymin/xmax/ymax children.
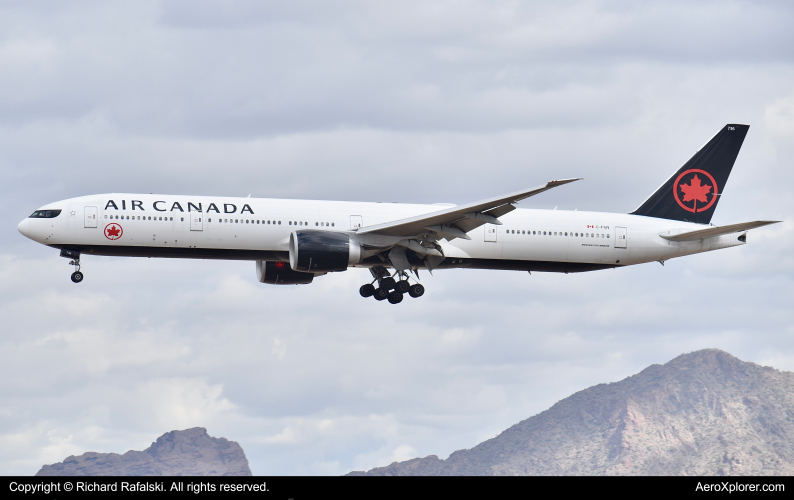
<box><xmin>659</xmin><ymin>220</ymin><xmax>780</xmax><ymax>242</ymax></box>
<box><xmin>357</xmin><ymin>178</ymin><xmax>581</xmax><ymax>240</ymax></box>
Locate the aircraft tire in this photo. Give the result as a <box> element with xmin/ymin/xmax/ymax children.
<box><xmin>388</xmin><ymin>291</ymin><xmax>403</xmax><ymax>304</ymax></box>
<box><xmin>360</xmin><ymin>284</ymin><xmax>375</xmax><ymax>297</ymax></box>
<box><xmin>408</xmin><ymin>284</ymin><xmax>424</xmax><ymax>298</ymax></box>
<box><xmin>71</xmin><ymin>271</ymin><xmax>84</xmax><ymax>283</ymax></box>
<box><xmin>395</xmin><ymin>280</ymin><xmax>410</xmax><ymax>294</ymax></box>
<box><xmin>374</xmin><ymin>287</ymin><xmax>389</xmax><ymax>301</ymax></box>
<box><xmin>381</xmin><ymin>277</ymin><xmax>396</xmax><ymax>290</ymax></box>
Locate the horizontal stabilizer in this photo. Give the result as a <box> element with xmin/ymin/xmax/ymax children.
<box><xmin>659</xmin><ymin>220</ymin><xmax>780</xmax><ymax>242</ymax></box>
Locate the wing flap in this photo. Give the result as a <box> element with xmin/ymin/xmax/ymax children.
<box><xmin>660</xmin><ymin>220</ymin><xmax>780</xmax><ymax>242</ymax></box>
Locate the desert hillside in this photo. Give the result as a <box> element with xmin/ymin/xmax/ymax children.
<box><xmin>36</xmin><ymin>427</ymin><xmax>252</xmax><ymax>476</ymax></box>
<box><xmin>349</xmin><ymin>349</ymin><xmax>794</xmax><ymax>476</ymax></box>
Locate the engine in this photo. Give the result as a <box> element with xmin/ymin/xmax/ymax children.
<box><xmin>289</xmin><ymin>230</ymin><xmax>365</xmax><ymax>272</ymax></box>
<box><xmin>256</xmin><ymin>260</ymin><xmax>314</xmax><ymax>285</ymax></box>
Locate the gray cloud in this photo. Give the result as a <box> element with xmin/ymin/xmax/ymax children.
<box><xmin>1</xmin><ymin>0</ymin><xmax>793</xmax><ymax>475</ymax></box>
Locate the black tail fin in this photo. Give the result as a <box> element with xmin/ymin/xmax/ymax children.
<box><xmin>630</xmin><ymin>124</ymin><xmax>749</xmax><ymax>224</ymax></box>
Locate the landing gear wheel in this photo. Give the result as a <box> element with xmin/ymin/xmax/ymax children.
<box><xmin>408</xmin><ymin>284</ymin><xmax>424</xmax><ymax>298</ymax></box>
<box><xmin>374</xmin><ymin>287</ymin><xmax>389</xmax><ymax>301</ymax></box>
<box><xmin>381</xmin><ymin>277</ymin><xmax>396</xmax><ymax>290</ymax></box>
<box><xmin>395</xmin><ymin>280</ymin><xmax>410</xmax><ymax>294</ymax></box>
<box><xmin>360</xmin><ymin>284</ymin><xmax>375</xmax><ymax>297</ymax></box>
<box><xmin>71</xmin><ymin>271</ymin><xmax>84</xmax><ymax>283</ymax></box>
<box><xmin>388</xmin><ymin>291</ymin><xmax>404</xmax><ymax>304</ymax></box>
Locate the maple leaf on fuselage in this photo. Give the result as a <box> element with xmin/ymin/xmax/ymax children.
<box><xmin>679</xmin><ymin>174</ymin><xmax>712</xmax><ymax>204</ymax></box>
<box><xmin>106</xmin><ymin>225</ymin><xmax>120</xmax><ymax>237</ymax></box>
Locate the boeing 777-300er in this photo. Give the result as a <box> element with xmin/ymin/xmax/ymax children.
<box><xmin>18</xmin><ymin>124</ymin><xmax>779</xmax><ymax>304</ymax></box>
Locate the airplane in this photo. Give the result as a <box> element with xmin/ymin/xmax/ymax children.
<box><xmin>18</xmin><ymin>124</ymin><xmax>779</xmax><ymax>304</ymax></box>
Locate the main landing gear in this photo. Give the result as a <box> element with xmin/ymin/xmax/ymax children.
<box><xmin>359</xmin><ymin>269</ymin><xmax>424</xmax><ymax>304</ymax></box>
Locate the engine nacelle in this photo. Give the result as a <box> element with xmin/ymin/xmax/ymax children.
<box><xmin>256</xmin><ymin>260</ymin><xmax>314</xmax><ymax>285</ymax></box>
<box><xmin>289</xmin><ymin>230</ymin><xmax>364</xmax><ymax>272</ymax></box>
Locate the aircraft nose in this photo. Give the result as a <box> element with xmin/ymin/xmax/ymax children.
<box><xmin>18</xmin><ymin>219</ymin><xmax>30</xmax><ymax>238</ymax></box>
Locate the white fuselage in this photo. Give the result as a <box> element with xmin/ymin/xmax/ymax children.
<box><xmin>18</xmin><ymin>193</ymin><xmax>745</xmax><ymax>274</ymax></box>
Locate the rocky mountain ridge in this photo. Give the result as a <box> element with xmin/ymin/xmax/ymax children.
<box><xmin>36</xmin><ymin>427</ymin><xmax>251</xmax><ymax>476</ymax></box>
<box><xmin>349</xmin><ymin>349</ymin><xmax>794</xmax><ymax>476</ymax></box>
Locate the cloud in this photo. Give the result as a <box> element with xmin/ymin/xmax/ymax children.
<box><xmin>0</xmin><ymin>0</ymin><xmax>793</xmax><ymax>477</ymax></box>
<box><xmin>765</xmin><ymin>94</ymin><xmax>794</xmax><ymax>138</ymax></box>
<box><xmin>272</xmin><ymin>338</ymin><xmax>287</xmax><ymax>360</ymax></box>
<box><xmin>131</xmin><ymin>378</ymin><xmax>236</xmax><ymax>430</ymax></box>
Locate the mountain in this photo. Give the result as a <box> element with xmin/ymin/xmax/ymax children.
<box><xmin>36</xmin><ymin>427</ymin><xmax>251</xmax><ymax>476</ymax></box>
<box><xmin>349</xmin><ymin>349</ymin><xmax>794</xmax><ymax>476</ymax></box>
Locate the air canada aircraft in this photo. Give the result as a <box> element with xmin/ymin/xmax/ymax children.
<box><xmin>18</xmin><ymin>124</ymin><xmax>779</xmax><ymax>304</ymax></box>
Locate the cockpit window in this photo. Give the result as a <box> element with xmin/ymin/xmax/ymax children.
<box><xmin>29</xmin><ymin>210</ymin><xmax>62</xmax><ymax>219</ymax></box>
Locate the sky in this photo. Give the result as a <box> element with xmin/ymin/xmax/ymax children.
<box><xmin>1</xmin><ymin>0</ymin><xmax>793</xmax><ymax>475</ymax></box>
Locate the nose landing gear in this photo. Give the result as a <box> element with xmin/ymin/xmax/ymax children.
<box><xmin>361</xmin><ymin>268</ymin><xmax>423</xmax><ymax>304</ymax></box>
<box><xmin>69</xmin><ymin>259</ymin><xmax>83</xmax><ymax>283</ymax></box>
<box><xmin>61</xmin><ymin>249</ymin><xmax>84</xmax><ymax>283</ymax></box>
<box><xmin>71</xmin><ymin>269</ymin><xmax>84</xmax><ymax>283</ymax></box>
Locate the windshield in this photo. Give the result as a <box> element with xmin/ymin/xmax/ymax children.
<box><xmin>29</xmin><ymin>210</ymin><xmax>62</xmax><ymax>218</ymax></box>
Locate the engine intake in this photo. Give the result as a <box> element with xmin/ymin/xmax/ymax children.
<box><xmin>289</xmin><ymin>230</ymin><xmax>362</xmax><ymax>272</ymax></box>
<box><xmin>256</xmin><ymin>260</ymin><xmax>314</xmax><ymax>285</ymax></box>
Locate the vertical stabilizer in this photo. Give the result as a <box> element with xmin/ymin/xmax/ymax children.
<box><xmin>631</xmin><ymin>124</ymin><xmax>749</xmax><ymax>224</ymax></box>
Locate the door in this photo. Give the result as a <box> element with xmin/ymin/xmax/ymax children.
<box><xmin>350</xmin><ymin>215</ymin><xmax>363</xmax><ymax>230</ymax></box>
<box><xmin>484</xmin><ymin>226</ymin><xmax>497</xmax><ymax>242</ymax></box>
<box><xmin>84</xmin><ymin>206</ymin><xmax>98</xmax><ymax>228</ymax></box>
<box><xmin>190</xmin><ymin>212</ymin><xmax>203</xmax><ymax>231</ymax></box>
<box><xmin>615</xmin><ymin>226</ymin><xmax>627</xmax><ymax>248</ymax></box>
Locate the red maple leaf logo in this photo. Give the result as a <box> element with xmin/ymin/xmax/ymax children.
<box><xmin>679</xmin><ymin>174</ymin><xmax>712</xmax><ymax>204</ymax></box>
<box><xmin>104</xmin><ymin>223</ymin><xmax>123</xmax><ymax>240</ymax></box>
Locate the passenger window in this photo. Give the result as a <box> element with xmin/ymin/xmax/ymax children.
<box><xmin>331</xmin><ymin>223</ymin><xmax>334</xmax><ymax>227</ymax></box>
